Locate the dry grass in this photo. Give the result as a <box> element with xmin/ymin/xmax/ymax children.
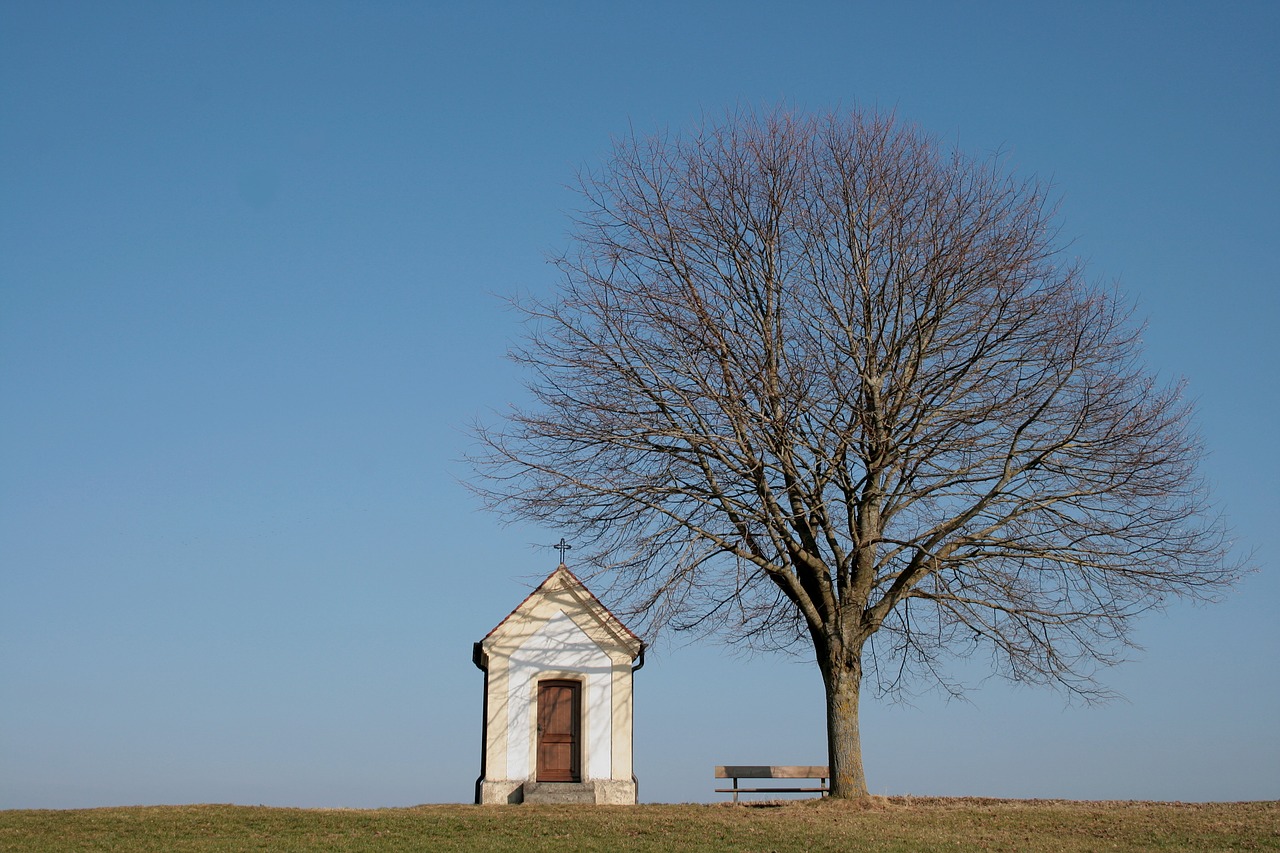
<box><xmin>1</xmin><ymin>798</ymin><xmax>1276</xmax><ymax>852</ymax></box>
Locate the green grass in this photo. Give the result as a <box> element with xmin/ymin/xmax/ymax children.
<box><xmin>2</xmin><ymin>798</ymin><xmax>1276</xmax><ymax>852</ymax></box>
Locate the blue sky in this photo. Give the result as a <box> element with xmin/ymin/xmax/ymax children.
<box><xmin>2</xmin><ymin>1</ymin><xmax>1276</xmax><ymax>808</ymax></box>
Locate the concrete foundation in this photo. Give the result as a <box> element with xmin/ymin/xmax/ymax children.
<box><xmin>479</xmin><ymin>779</ymin><xmax>638</xmax><ymax>805</ymax></box>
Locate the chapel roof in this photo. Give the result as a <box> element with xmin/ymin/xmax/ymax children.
<box><xmin>480</xmin><ymin>563</ymin><xmax>641</xmax><ymax>656</ymax></box>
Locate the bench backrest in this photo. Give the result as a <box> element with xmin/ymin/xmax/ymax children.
<box><xmin>715</xmin><ymin>765</ymin><xmax>829</xmax><ymax>779</ymax></box>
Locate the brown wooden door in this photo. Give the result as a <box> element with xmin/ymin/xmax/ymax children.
<box><xmin>536</xmin><ymin>680</ymin><xmax>581</xmax><ymax>782</ymax></box>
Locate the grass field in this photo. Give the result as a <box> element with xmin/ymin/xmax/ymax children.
<box><xmin>2</xmin><ymin>798</ymin><xmax>1276</xmax><ymax>852</ymax></box>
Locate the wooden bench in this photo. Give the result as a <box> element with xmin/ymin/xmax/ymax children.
<box><xmin>714</xmin><ymin>765</ymin><xmax>829</xmax><ymax>802</ymax></box>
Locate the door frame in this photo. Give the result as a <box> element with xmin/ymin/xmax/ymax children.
<box><xmin>535</xmin><ymin>678</ymin><xmax>582</xmax><ymax>782</ymax></box>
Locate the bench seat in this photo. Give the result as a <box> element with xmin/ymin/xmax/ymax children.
<box><xmin>715</xmin><ymin>765</ymin><xmax>829</xmax><ymax>802</ymax></box>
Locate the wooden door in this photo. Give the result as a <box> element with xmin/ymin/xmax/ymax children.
<box><xmin>536</xmin><ymin>680</ymin><xmax>581</xmax><ymax>782</ymax></box>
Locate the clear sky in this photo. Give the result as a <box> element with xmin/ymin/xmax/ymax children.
<box><xmin>2</xmin><ymin>1</ymin><xmax>1276</xmax><ymax>808</ymax></box>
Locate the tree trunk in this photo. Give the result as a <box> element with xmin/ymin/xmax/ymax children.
<box><xmin>822</xmin><ymin>649</ymin><xmax>869</xmax><ymax>799</ymax></box>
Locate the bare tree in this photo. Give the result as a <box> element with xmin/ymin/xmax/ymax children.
<box><xmin>471</xmin><ymin>107</ymin><xmax>1240</xmax><ymax>798</ymax></box>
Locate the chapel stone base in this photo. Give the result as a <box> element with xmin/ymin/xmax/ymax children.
<box><xmin>479</xmin><ymin>779</ymin><xmax>524</xmax><ymax>804</ymax></box>
<box><xmin>479</xmin><ymin>779</ymin><xmax>637</xmax><ymax>805</ymax></box>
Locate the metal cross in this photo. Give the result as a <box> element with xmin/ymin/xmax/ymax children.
<box><xmin>554</xmin><ymin>537</ymin><xmax>572</xmax><ymax>564</ymax></box>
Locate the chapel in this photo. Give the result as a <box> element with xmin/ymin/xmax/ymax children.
<box><xmin>472</xmin><ymin>563</ymin><xmax>644</xmax><ymax>804</ymax></box>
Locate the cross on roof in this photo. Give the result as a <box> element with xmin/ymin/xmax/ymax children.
<box><xmin>554</xmin><ymin>537</ymin><xmax>572</xmax><ymax>564</ymax></box>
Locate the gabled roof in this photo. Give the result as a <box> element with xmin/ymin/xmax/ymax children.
<box><xmin>480</xmin><ymin>564</ymin><xmax>642</xmax><ymax>658</ymax></box>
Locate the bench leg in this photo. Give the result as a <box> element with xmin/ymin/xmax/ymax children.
<box><xmin>733</xmin><ymin>779</ymin><xmax>739</xmax><ymax>804</ymax></box>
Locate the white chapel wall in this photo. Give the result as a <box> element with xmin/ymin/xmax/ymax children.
<box><xmin>507</xmin><ymin>611</ymin><xmax>613</xmax><ymax>780</ymax></box>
